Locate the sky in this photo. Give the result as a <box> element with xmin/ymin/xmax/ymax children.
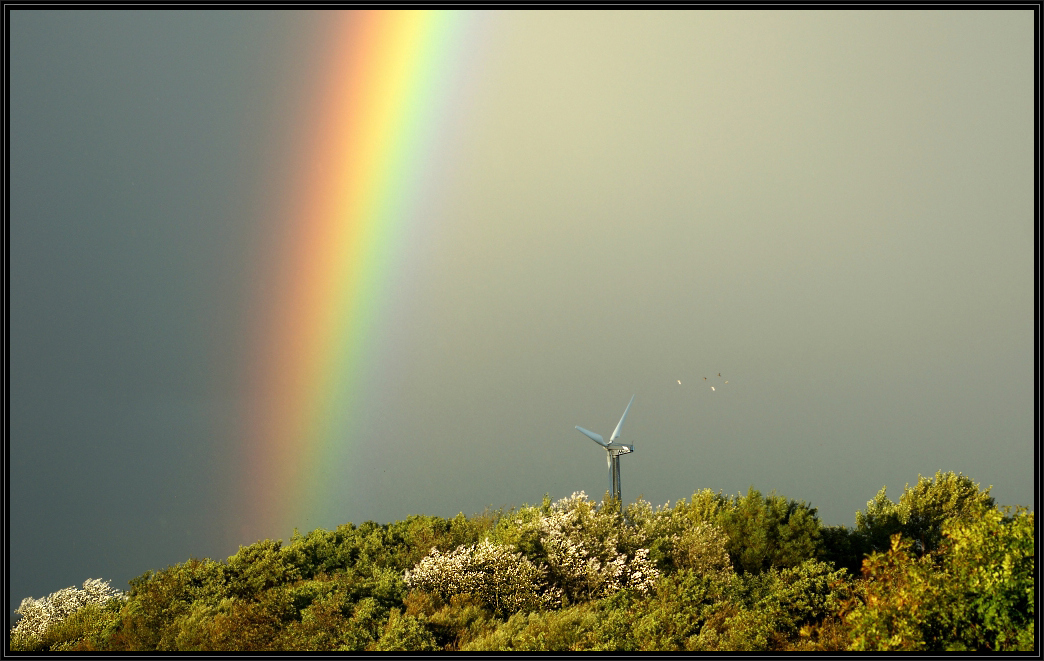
<box><xmin>8</xmin><ymin>10</ymin><xmax>1035</xmax><ymax>616</ymax></box>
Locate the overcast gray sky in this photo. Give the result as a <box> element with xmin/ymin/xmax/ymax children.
<box><xmin>9</xmin><ymin>10</ymin><xmax>1034</xmax><ymax>616</ymax></box>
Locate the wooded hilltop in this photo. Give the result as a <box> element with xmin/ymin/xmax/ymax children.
<box><xmin>9</xmin><ymin>470</ymin><xmax>1034</xmax><ymax>652</ymax></box>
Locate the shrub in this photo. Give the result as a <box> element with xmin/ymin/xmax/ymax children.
<box><xmin>9</xmin><ymin>472</ymin><xmax>1026</xmax><ymax>652</ymax></box>
<box><xmin>716</xmin><ymin>488</ymin><xmax>824</xmax><ymax>574</ymax></box>
<box><xmin>462</xmin><ymin>603</ymin><xmax>601</xmax><ymax>651</ymax></box>
<box><xmin>373</xmin><ymin>609</ymin><xmax>438</xmax><ymax>651</ymax></box>
<box><xmin>405</xmin><ymin>539</ymin><xmax>555</xmax><ymax>614</ymax></box>
<box><xmin>519</xmin><ymin>492</ymin><xmax>660</xmax><ymax>601</ymax></box>
<box><xmin>846</xmin><ymin>507</ymin><xmax>1034</xmax><ymax>651</ymax></box>
<box><xmin>9</xmin><ymin>578</ymin><xmax>126</xmax><ymax>651</ymax></box>
<box><xmin>855</xmin><ymin>471</ymin><xmax>995</xmax><ymax>556</ymax></box>
<box><xmin>116</xmin><ymin>557</ymin><xmax>226</xmax><ymax>650</ymax></box>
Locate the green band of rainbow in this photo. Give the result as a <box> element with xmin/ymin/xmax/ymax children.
<box><xmin>239</xmin><ymin>10</ymin><xmax>478</xmax><ymax>540</ymax></box>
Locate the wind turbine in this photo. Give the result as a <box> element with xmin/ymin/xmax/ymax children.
<box><xmin>575</xmin><ymin>395</ymin><xmax>635</xmax><ymax>507</ymax></box>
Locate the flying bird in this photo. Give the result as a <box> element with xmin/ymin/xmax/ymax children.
<box><xmin>711</xmin><ymin>386</ymin><xmax>715</xmax><ymax>391</ymax></box>
<box><xmin>677</xmin><ymin>380</ymin><xmax>682</xmax><ymax>385</ymax></box>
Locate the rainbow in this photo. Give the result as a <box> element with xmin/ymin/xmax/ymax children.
<box><xmin>238</xmin><ymin>10</ymin><xmax>481</xmax><ymax>541</ymax></box>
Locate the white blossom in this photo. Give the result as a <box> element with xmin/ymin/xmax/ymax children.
<box><xmin>536</xmin><ymin>492</ymin><xmax>660</xmax><ymax>599</ymax></box>
<box><xmin>405</xmin><ymin>539</ymin><xmax>554</xmax><ymax>613</ymax></box>
<box><xmin>404</xmin><ymin>492</ymin><xmax>661</xmax><ymax>614</ymax></box>
<box><xmin>10</xmin><ymin>578</ymin><xmax>126</xmax><ymax>644</ymax></box>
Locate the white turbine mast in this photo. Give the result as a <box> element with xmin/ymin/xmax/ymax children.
<box><xmin>575</xmin><ymin>394</ymin><xmax>635</xmax><ymax>508</ymax></box>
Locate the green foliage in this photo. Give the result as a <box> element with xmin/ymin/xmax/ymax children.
<box><xmin>629</xmin><ymin>487</ymin><xmax>823</xmax><ymax>576</ymax></box>
<box><xmin>9</xmin><ymin>472</ymin><xmax>1031</xmax><ymax>652</ymax></box>
<box><xmin>373</xmin><ymin>609</ymin><xmax>438</xmax><ymax>651</ymax></box>
<box><xmin>117</xmin><ymin>558</ymin><xmax>226</xmax><ymax>650</ymax></box>
<box><xmin>624</xmin><ymin>570</ymin><xmax>739</xmax><ymax>650</ymax></box>
<box><xmin>489</xmin><ymin>503</ymin><xmax>547</xmax><ymax>562</ymax></box>
<box><xmin>846</xmin><ymin>507</ymin><xmax>1034</xmax><ymax>651</ymax></box>
<box><xmin>855</xmin><ymin>470</ymin><xmax>995</xmax><ymax>556</ymax></box>
<box><xmin>819</xmin><ymin>523</ymin><xmax>865</xmax><ymax>575</ymax></box>
<box><xmin>943</xmin><ymin>507</ymin><xmax>1035</xmax><ymax>650</ymax></box>
<box><xmin>339</xmin><ymin>597</ymin><xmax>389</xmax><ymax>650</ymax></box>
<box><xmin>462</xmin><ymin>603</ymin><xmax>602</xmax><ymax>651</ymax></box>
<box><xmin>404</xmin><ymin>591</ymin><xmax>495</xmax><ymax>650</ymax></box>
<box><xmin>225</xmin><ymin>540</ymin><xmax>301</xmax><ymax>598</ymax></box>
<box><xmin>717</xmin><ymin>487</ymin><xmax>824</xmax><ymax>573</ymax></box>
<box><xmin>661</xmin><ymin>560</ymin><xmax>851</xmax><ymax>651</ymax></box>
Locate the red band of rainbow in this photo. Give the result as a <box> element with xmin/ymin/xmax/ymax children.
<box><xmin>237</xmin><ymin>10</ymin><xmax>481</xmax><ymax>541</ymax></box>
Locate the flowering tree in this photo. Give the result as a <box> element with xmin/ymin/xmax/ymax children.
<box><xmin>533</xmin><ymin>492</ymin><xmax>659</xmax><ymax>600</ymax></box>
<box><xmin>406</xmin><ymin>492</ymin><xmax>661</xmax><ymax>614</ymax></box>
<box><xmin>10</xmin><ymin>578</ymin><xmax>126</xmax><ymax>649</ymax></box>
<box><xmin>405</xmin><ymin>539</ymin><xmax>557</xmax><ymax>614</ymax></box>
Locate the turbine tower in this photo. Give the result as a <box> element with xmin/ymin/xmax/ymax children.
<box><xmin>575</xmin><ymin>395</ymin><xmax>635</xmax><ymax>507</ymax></box>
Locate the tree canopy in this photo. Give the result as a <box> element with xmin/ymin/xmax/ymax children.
<box><xmin>9</xmin><ymin>471</ymin><xmax>1033</xmax><ymax>652</ymax></box>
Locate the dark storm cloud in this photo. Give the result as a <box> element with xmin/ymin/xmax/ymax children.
<box><xmin>9</xmin><ymin>10</ymin><xmax>311</xmax><ymax>615</ymax></box>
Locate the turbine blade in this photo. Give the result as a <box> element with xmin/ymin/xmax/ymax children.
<box><xmin>575</xmin><ymin>426</ymin><xmax>606</xmax><ymax>446</ymax></box>
<box><xmin>609</xmin><ymin>394</ymin><xmax>635</xmax><ymax>442</ymax></box>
